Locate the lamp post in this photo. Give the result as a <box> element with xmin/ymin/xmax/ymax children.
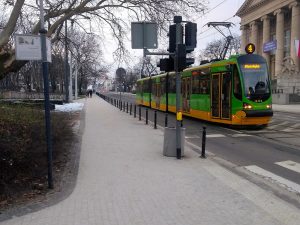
<box><xmin>69</xmin><ymin>19</ymin><xmax>74</xmax><ymax>101</ymax></box>
<box><xmin>64</xmin><ymin>20</ymin><xmax>69</xmax><ymax>103</ymax></box>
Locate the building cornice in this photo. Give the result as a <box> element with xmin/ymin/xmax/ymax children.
<box><xmin>236</xmin><ymin>0</ymin><xmax>271</xmax><ymax>17</ymax></box>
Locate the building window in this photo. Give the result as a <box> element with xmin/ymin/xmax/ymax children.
<box><xmin>284</xmin><ymin>30</ymin><xmax>291</xmax><ymax>57</ymax></box>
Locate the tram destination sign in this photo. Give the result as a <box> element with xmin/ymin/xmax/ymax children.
<box><xmin>263</xmin><ymin>40</ymin><xmax>277</xmax><ymax>53</ymax></box>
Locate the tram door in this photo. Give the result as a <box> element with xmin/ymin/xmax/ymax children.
<box><xmin>211</xmin><ymin>74</ymin><xmax>220</xmax><ymax>118</ymax></box>
<box><xmin>221</xmin><ymin>73</ymin><xmax>231</xmax><ymax>119</ymax></box>
<box><xmin>182</xmin><ymin>77</ymin><xmax>191</xmax><ymax>113</ymax></box>
<box><xmin>211</xmin><ymin>73</ymin><xmax>231</xmax><ymax>119</ymax></box>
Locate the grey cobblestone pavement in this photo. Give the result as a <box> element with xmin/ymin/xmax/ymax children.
<box><xmin>1</xmin><ymin>97</ymin><xmax>300</xmax><ymax>225</ymax></box>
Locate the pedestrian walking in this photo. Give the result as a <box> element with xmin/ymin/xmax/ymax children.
<box><xmin>87</xmin><ymin>85</ymin><xmax>93</xmax><ymax>98</ymax></box>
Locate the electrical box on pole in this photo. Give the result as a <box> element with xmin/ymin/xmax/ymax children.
<box><xmin>177</xmin><ymin>44</ymin><xmax>186</xmax><ymax>72</ymax></box>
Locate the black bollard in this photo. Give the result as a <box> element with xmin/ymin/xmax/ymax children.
<box><xmin>123</xmin><ymin>102</ymin><xmax>125</xmax><ymax>112</ymax></box>
<box><xmin>146</xmin><ymin>109</ymin><xmax>148</xmax><ymax>124</ymax></box>
<box><xmin>130</xmin><ymin>104</ymin><xmax>132</xmax><ymax>115</ymax></box>
<box><xmin>139</xmin><ymin>106</ymin><xmax>141</xmax><ymax>121</ymax></box>
<box><xmin>165</xmin><ymin>113</ymin><xmax>168</xmax><ymax>127</ymax></box>
<box><xmin>181</xmin><ymin>120</ymin><xmax>183</xmax><ymax>127</ymax></box>
<box><xmin>126</xmin><ymin>102</ymin><xmax>128</xmax><ymax>113</ymax></box>
<box><xmin>134</xmin><ymin>105</ymin><xmax>136</xmax><ymax>118</ymax></box>
<box><xmin>201</xmin><ymin>126</ymin><xmax>206</xmax><ymax>158</ymax></box>
<box><xmin>120</xmin><ymin>101</ymin><xmax>122</xmax><ymax>111</ymax></box>
<box><xmin>154</xmin><ymin>110</ymin><xmax>157</xmax><ymax>129</ymax></box>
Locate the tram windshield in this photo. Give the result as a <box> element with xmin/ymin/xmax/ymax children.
<box><xmin>240</xmin><ymin>63</ymin><xmax>271</xmax><ymax>101</ymax></box>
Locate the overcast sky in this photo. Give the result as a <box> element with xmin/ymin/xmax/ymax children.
<box><xmin>98</xmin><ymin>0</ymin><xmax>245</xmax><ymax>76</ymax></box>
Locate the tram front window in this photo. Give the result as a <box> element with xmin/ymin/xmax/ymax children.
<box><xmin>240</xmin><ymin>63</ymin><xmax>270</xmax><ymax>101</ymax></box>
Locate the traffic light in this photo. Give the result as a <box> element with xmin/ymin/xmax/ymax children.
<box><xmin>157</xmin><ymin>57</ymin><xmax>174</xmax><ymax>72</ymax></box>
<box><xmin>168</xmin><ymin>24</ymin><xmax>183</xmax><ymax>53</ymax></box>
<box><xmin>185</xmin><ymin>22</ymin><xmax>197</xmax><ymax>53</ymax></box>
<box><xmin>168</xmin><ymin>25</ymin><xmax>176</xmax><ymax>53</ymax></box>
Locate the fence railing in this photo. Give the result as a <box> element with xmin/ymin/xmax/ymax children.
<box><xmin>0</xmin><ymin>91</ymin><xmax>63</xmax><ymax>100</ymax></box>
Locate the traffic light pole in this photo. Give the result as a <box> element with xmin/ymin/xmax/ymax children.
<box><xmin>143</xmin><ymin>16</ymin><xmax>197</xmax><ymax>160</ymax></box>
<box><xmin>175</xmin><ymin>21</ymin><xmax>182</xmax><ymax>159</ymax></box>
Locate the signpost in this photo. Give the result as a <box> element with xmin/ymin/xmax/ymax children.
<box><xmin>14</xmin><ymin>0</ymin><xmax>54</xmax><ymax>189</ymax></box>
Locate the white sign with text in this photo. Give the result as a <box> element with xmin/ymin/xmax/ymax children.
<box><xmin>15</xmin><ymin>34</ymin><xmax>51</xmax><ymax>62</ymax></box>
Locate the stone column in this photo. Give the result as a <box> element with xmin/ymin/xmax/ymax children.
<box><xmin>240</xmin><ymin>25</ymin><xmax>247</xmax><ymax>54</ymax></box>
<box><xmin>274</xmin><ymin>9</ymin><xmax>285</xmax><ymax>78</ymax></box>
<box><xmin>261</xmin><ymin>15</ymin><xmax>271</xmax><ymax>65</ymax></box>
<box><xmin>250</xmin><ymin>21</ymin><xmax>258</xmax><ymax>48</ymax></box>
<box><xmin>290</xmin><ymin>2</ymin><xmax>300</xmax><ymax>72</ymax></box>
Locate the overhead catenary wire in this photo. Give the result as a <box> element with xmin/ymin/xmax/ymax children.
<box><xmin>194</xmin><ymin>0</ymin><xmax>229</xmax><ymax>21</ymax></box>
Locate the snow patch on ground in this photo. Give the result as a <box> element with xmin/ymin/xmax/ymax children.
<box><xmin>55</xmin><ymin>102</ymin><xmax>84</xmax><ymax>112</ymax></box>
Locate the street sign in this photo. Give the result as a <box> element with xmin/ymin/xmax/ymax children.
<box><xmin>131</xmin><ymin>22</ymin><xmax>158</xmax><ymax>49</ymax></box>
<box><xmin>15</xmin><ymin>34</ymin><xmax>52</xmax><ymax>62</ymax></box>
<box><xmin>263</xmin><ymin>40</ymin><xmax>277</xmax><ymax>53</ymax></box>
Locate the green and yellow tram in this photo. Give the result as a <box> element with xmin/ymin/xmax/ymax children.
<box><xmin>136</xmin><ymin>53</ymin><xmax>273</xmax><ymax>126</ymax></box>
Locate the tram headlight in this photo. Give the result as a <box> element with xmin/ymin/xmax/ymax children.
<box><xmin>266</xmin><ymin>104</ymin><xmax>272</xmax><ymax>109</ymax></box>
<box><xmin>243</xmin><ymin>102</ymin><xmax>253</xmax><ymax>110</ymax></box>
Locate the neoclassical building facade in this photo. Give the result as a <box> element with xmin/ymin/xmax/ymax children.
<box><xmin>236</xmin><ymin>0</ymin><xmax>300</xmax><ymax>94</ymax></box>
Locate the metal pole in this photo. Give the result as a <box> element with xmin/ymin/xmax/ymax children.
<box><xmin>64</xmin><ymin>20</ymin><xmax>69</xmax><ymax>103</ymax></box>
<box><xmin>39</xmin><ymin>0</ymin><xmax>53</xmax><ymax>189</ymax></box>
<box><xmin>146</xmin><ymin>108</ymin><xmax>148</xmax><ymax>124</ymax></box>
<box><xmin>201</xmin><ymin>127</ymin><xmax>206</xmax><ymax>158</ymax></box>
<box><xmin>175</xmin><ymin>19</ymin><xmax>182</xmax><ymax>159</ymax></box>
<box><xmin>165</xmin><ymin>113</ymin><xmax>168</xmax><ymax>127</ymax></box>
<box><xmin>154</xmin><ymin>110</ymin><xmax>157</xmax><ymax>129</ymax></box>
<box><xmin>74</xmin><ymin>60</ymin><xmax>78</xmax><ymax>100</ymax></box>
<box><xmin>69</xmin><ymin>20</ymin><xmax>74</xmax><ymax>101</ymax></box>
<box><xmin>130</xmin><ymin>103</ymin><xmax>132</xmax><ymax>115</ymax></box>
<box><xmin>134</xmin><ymin>105</ymin><xmax>136</xmax><ymax>118</ymax></box>
<box><xmin>139</xmin><ymin>106</ymin><xmax>141</xmax><ymax>121</ymax></box>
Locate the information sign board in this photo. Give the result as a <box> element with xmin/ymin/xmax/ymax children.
<box><xmin>15</xmin><ymin>34</ymin><xmax>51</xmax><ymax>62</ymax></box>
<box><xmin>131</xmin><ymin>22</ymin><xmax>158</xmax><ymax>49</ymax></box>
<box><xmin>263</xmin><ymin>40</ymin><xmax>277</xmax><ymax>53</ymax></box>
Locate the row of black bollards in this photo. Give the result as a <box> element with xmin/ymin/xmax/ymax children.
<box><xmin>103</xmin><ymin>95</ymin><xmax>206</xmax><ymax>158</ymax></box>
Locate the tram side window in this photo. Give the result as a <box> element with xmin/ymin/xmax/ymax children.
<box><xmin>192</xmin><ymin>75</ymin><xmax>200</xmax><ymax>94</ymax></box>
<box><xmin>161</xmin><ymin>77</ymin><xmax>166</xmax><ymax>95</ymax></box>
<box><xmin>199</xmin><ymin>75</ymin><xmax>210</xmax><ymax>94</ymax></box>
<box><xmin>143</xmin><ymin>80</ymin><xmax>150</xmax><ymax>93</ymax></box>
<box><xmin>137</xmin><ymin>82</ymin><xmax>142</xmax><ymax>93</ymax></box>
<box><xmin>233</xmin><ymin>66</ymin><xmax>242</xmax><ymax>100</ymax></box>
<box><xmin>152</xmin><ymin>81</ymin><xmax>156</xmax><ymax>96</ymax></box>
<box><xmin>169</xmin><ymin>75</ymin><xmax>176</xmax><ymax>93</ymax></box>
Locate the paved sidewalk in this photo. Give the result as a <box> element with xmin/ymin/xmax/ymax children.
<box><xmin>1</xmin><ymin>97</ymin><xmax>300</xmax><ymax>225</ymax></box>
<box><xmin>272</xmin><ymin>104</ymin><xmax>300</xmax><ymax>113</ymax></box>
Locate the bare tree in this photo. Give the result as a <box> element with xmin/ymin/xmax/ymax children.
<box><xmin>0</xmin><ymin>0</ymin><xmax>207</xmax><ymax>79</ymax></box>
